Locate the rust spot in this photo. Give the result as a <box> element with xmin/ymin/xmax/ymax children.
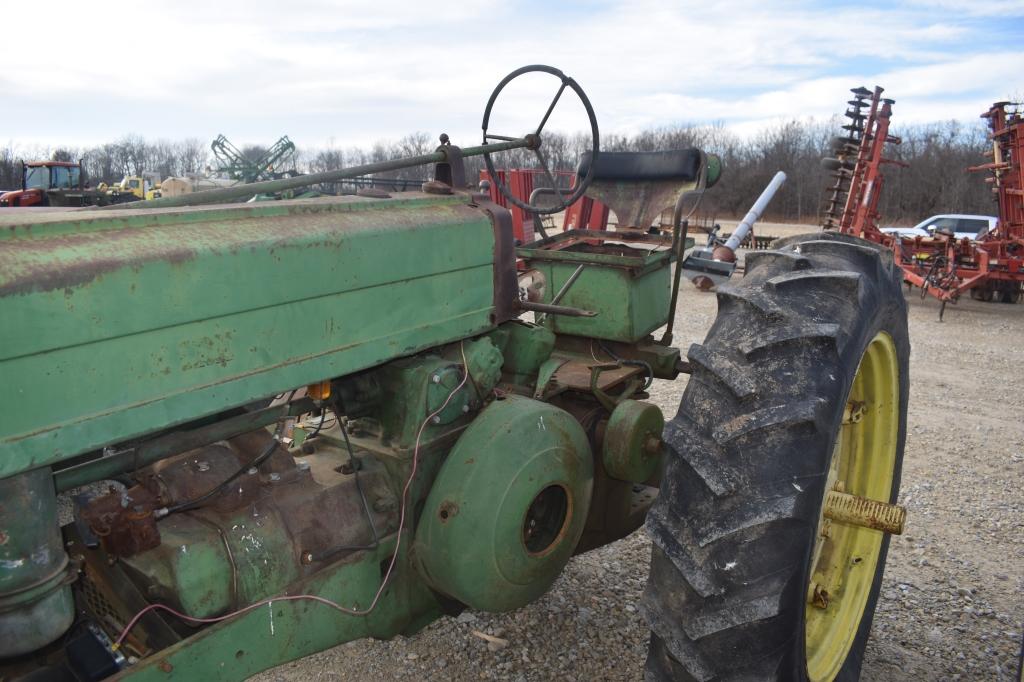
<box><xmin>179</xmin><ymin>331</ymin><xmax>236</xmax><ymax>371</ymax></box>
<box><xmin>158</xmin><ymin>660</ymin><xmax>174</xmax><ymax>673</ymax></box>
<box><xmin>438</xmin><ymin>500</ymin><xmax>459</xmax><ymax>523</ymax></box>
<box><xmin>0</xmin><ymin>228</ymin><xmax>198</xmax><ymax>296</ymax></box>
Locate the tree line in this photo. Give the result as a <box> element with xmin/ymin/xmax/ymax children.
<box><xmin>0</xmin><ymin>117</ymin><xmax>995</xmax><ymax>225</ymax></box>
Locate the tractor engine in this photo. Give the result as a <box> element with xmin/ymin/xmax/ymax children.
<box><xmin>0</xmin><ymin>152</ymin><xmax>698</xmax><ymax>675</ymax></box>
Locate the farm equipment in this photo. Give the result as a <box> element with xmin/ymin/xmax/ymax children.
<box><xmin>680</xmin><ymin>170</ymin><xmax>786</xmax><ymax>289</ymax></box>
<box><xmin>478</xmin><ymin>168</ymin><xmax>611</xmax><ymax>242</ymax></box>
<box><xmin>101</xmin><ymin>172</ymin><xmax>162</xmax><ymax>201</ymax></box>
<box><xmin>211</xmin><ymin>134</ymin><xmax>298</xmax><ymax>184</ymax></box>
<box><xmin>821</xmin><ymin>88</ymin><xmax>1024</xmax><ymax>316</ymax></box>
<box><xmin>0</xmin><ymin>161</ymin><xmax>140</xmax><ymax>208</ymax></box>
<box><xmin>0</xmin><ymin>65</ymin><xmax>910</xmax><ymax>682</ymax></box>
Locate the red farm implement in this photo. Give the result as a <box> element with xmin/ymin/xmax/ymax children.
<box><xmin>823</xmin><ymin>88</ymin><xmax>1024</xmax><ymax>318</ymax></box>
<box><xmin>479</xmin><ymin>168</ymin><xmax>610</xmax><ymax>242</ymax></box>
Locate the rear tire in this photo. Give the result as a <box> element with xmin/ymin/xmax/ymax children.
<box><xmin>642</xmin><ymin>232</ymin><xmax>909</xmax><ymax>681</ymax></box>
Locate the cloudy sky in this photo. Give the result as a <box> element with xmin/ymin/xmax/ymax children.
<box><xmin>2</xmin><ymin>0</ymin><xmax>1022</xmax><ymax>151</ymax></box>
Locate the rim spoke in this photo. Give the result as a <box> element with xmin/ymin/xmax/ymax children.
<box><xmin>535</xmin><ymin>150</ymin><xmax>566</xmax><ymax>210</ymax></box>
<box><xmin>485</xmin><ymin>133</ymin><xmax>518</xmax><ymax>142</ymax></box>
<box><xmin>536</xmin><ymin>81</ymin><xmax>568</xmax><ymax>136</ymax></box>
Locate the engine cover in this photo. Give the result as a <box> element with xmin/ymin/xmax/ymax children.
<box><xmin>413</xmin><ymin>395</ymin><xmax>593</xmax><ymax>612</ymax></box>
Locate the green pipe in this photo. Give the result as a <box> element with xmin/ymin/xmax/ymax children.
<box><xmin>96</xmin><ymin>139</ymin><xmax>529</xmax><ymax>211</ymax></box>
<box><xmin>0</xmin><ymin>468</ymin><xmax>74</xmax><ymax>657</ymax></box>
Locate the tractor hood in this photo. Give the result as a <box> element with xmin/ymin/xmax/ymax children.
<box><xmin>0</xmin><ymin>192</ymin><xmax>515</xmax><ymax>476</ymax></box>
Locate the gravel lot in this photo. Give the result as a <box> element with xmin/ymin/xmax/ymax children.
<box><xmin>256</xmin><ymin>226</ymin><xmax>1023</xmax><ymax>681</ymax></box>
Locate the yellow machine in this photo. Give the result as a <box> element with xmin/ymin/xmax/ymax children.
<box><xmin>102</xmin><ymin>171</ymin><xmax>162</xmax><ymax>200</ymax></box>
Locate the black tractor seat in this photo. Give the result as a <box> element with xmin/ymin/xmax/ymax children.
<box><xmin>577</xmin><ymin>149</ymin><xmax>702</xmax><ymax>182</ymax></box>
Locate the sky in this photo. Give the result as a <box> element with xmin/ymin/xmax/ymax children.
<box><xmin>2</xmin><ymin>0</ymin><xmax>1022</xmax><ymax>153</ymax></box>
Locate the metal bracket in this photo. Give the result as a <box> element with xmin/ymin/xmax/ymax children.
<box><xmin>434</xmin><ymin>136</ymin><xmax>466</xmax><ymax>188</ymax></box>
<box><xmin>589</xmin><ymin>363</ymin><xmax>642</xmax><ymax>412</ymax></box>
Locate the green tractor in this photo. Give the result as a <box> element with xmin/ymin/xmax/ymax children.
<box><xmin>0</xmin><ymin>66</ymin><xmax>908</xmax><ymax>681</ymax></box>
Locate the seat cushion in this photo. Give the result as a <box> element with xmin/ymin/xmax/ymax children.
<box><xmin>576</xmin><ymin>149</ymin><xmax>701</xmax><ymax>182</ymax></box>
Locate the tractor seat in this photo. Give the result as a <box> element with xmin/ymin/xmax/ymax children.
<box><xmin>577</xmin><ymin>149</ymin><xmax>702</xmax><ymax>182</ymax></box>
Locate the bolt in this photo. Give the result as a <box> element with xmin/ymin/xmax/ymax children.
<box><xmin>462</xmin><ymin>404</ymin><xmax>471</xmax><ymax>413</ymax></box>
<box><xmin>432</xmin><ymin>374</ymin><xmax>442</xmax><ymax>384</ymax></box>
<box><xmin>295</xmin><ymin>460</ymin><xmax>311</xmax><ymax>472</ymax></box>
<box><xmin>196</xmin><ymin>460</ymin><xmax>210</xmax><ymax>472</ymax></box>
<box><xmin>247</xmin><ymin>467</ymin><xmax>258</xmax><ymax>476</ymax></box>
<box><xmin>268</xmin><ymin>473</ymin><xmax>281</xmax><ymax>483</ymax></box>
<box><xmin>809</xmin><ymin>582</ymin><xmax>830</xmax><ymax>609</ymax></box>
<box><xmin>431</xmin><ymin>416</ymin><xmax>441</xmax><ymax>424</ymax></box>
<box><xmin>843</xmin><ymin>401</ymin><xmax>865</xmax><ymax>424</ymax></box>
<box><xmin>301</xmin><ymin>551</ymin><xmax>314</xmax><ymax>565</ymax></box>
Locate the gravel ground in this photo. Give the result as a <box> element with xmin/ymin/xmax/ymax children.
<box><xmin>255</xmin><ymin>226</ymin><xmax>1024</xmax><ymax>681</ymax></box>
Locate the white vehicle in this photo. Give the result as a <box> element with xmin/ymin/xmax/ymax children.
<box><xmin>881</xmin><ymin>214</ymin><xmax>997</xmax><ymax>241</ymax></box>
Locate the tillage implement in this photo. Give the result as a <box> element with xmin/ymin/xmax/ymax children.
<box><xmin>821</xmin><ymin>87</ymin><xmax>1024</xmax><ymax>316</ymax></box>
<box><xmin>0</xmin><ymin>66</ymin><xmax>909</xmax><ymax>681</ymax></box>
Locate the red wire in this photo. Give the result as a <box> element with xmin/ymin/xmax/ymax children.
<box><xmin>115</xmin><ymin>342</ymin><xmax>472</xmax><ymax>649</ymax></box>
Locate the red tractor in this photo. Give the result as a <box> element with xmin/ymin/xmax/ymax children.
<box><xmin>0</xmin><ymin>160</ymin><xmax>139</xmax><ymax>207</ymax></box>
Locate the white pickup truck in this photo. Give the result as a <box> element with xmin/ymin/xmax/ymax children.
<box><xmin>881</xmin><ymin>214</ymin><xmax>997</xmax><ymax>241</ymax></box>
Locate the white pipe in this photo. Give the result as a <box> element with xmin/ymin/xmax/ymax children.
<box><xmin>723</xmin><ymin>171</ymin><xmax>787</xmax><ymax>252</ymax></box>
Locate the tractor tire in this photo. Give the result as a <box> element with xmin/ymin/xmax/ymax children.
<box><xmin>642</xmin><ymin>232</ymin><xmax>909</xmax><ymax>681</ymax></box>
<box><xmin>1001</xmin><ymin>286</ymin><xmax>1021</xmax><ymax>304</ymax></box>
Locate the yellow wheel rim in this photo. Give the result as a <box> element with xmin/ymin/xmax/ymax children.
<box><xmin>805</xmin><ymin>331</ymin><xmax>900</xmax><ymax>681</ymax></box>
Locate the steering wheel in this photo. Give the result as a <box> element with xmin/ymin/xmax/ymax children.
<box><xmin>481</xmin><ymin>65</ymin><xmax>600</xmax><ymax>215</ymax></box>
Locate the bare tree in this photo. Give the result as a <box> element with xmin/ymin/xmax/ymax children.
<box><xmin>176</xmin><ymin>138</ymin><xmax>209</xmax><ymax>176</ymax></box>
<box><xmin>5</xmin><ymin>118</ymin><xmax>994</xmax><ymax>222</ymax></box>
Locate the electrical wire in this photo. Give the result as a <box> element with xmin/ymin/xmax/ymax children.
<box><xmin>113</xmin><ymin>595</ymin><xmax>362</xmax><ymax>650</ymax></box>
<box><xmin>115</xmin><ymin>343</ymin><xmax>471</xmax><ymax>645</ymax></box>
<box><xmin>303</xmin><ymin>399</ymin><xmax>380</xmax><ymax>562</ymax></box>
<box><xmin>596</xmin><ymin>340</ymin><xmax>654</xmax><ymax>390</ymax></box>
<box><xmin>304</xmin><ymin>406</ymin><xmax>338</xmax><ymax>441</ymax></box>
<box><xmin>161</xmin><ymin>391</ymin><xmax>297</xmax><ymax>515</ymax></box>
<box><xmin>163</xmin><ymin>423</ymin><xmax>283</xmax><ymax>515</ymax></box>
